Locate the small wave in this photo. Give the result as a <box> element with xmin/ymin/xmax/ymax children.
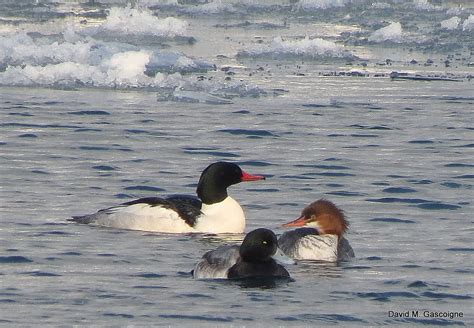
<box><xmin>158</xmin><ymin>314</ymin><xmax>233</xmax><ymax>322</ymax></box>
<box><xmin>24</xmin><ymin>271</ymin><xmax>61</xmax><ymax>277</ymax></box>
<box><xmin>422</xmin><ymin>291</ymin><xmax>472</xmax><ymax>300</ymax></box>
<box><xmin>124</xmin><ymin>186</ymin><xmax>166</xmax><ymax>192</ymax></box>
<box><xmin>308</xmin><ymin>172</ymin><xmax>355</xmax><ymax>177</ymax></box>
<box><xmin>366</xmin><ymin>197</ymin><xmax>431</xmax><ymax>204</ymax></box>
<box><xmin>446</xmin><ymin>248</ymin><xmax>474</xmax><ymax>252</ymax></box>
<box><xmin>237</xmin><ymin>160</ymin><xmax>275</xmax><ymax>167</ymax></box>
<box><xmin>177</xmin><ymin>293</ymin><xmax>214</xmax><ymax>299</ymax></box>
<box><xmin>407</xmin><ymin>280</ymin><xmax>429</xmax><ymax>288</ymax></box>
<box><xmin>218</xmin><ymin>129</ymin><xmax>278</xmax><ymax>137</ymax></box>
<box><xmin>277</xmin><ymin>313</ymin><xmax>365</xmax><ymax>323</ymax></box>
<box><xmin>382</xmin><ymin>187</ymin><xmax>417</xmax><ymax>194</ymax></box>
<box><xmin>296</xmin><ymin>164</ymin><xmax>350</xmax><ymax>170</ymax></box>
<box><xmin>59</xmin><ymin>252</ymin><xmax>82</xmax><ymax>256</ymax></box>
<box><xmin>390</xmin><ymin>317</ymin><xmax>466</xmax><ymax>326</ymax></box>
<box><xmin>355</xmin><ymin>291</ymin><xmax>419</xmax><ymax>300</ymax></box>
<box><xmin>131</xmin><ymin>273</ymin><xmax>166</xmax><ymax>279</ymax></box>
<box><xmin>18</xmin><ymin>133</ymin><xmax>37</xmax><ymax>138</ymax></box>
<box><xmin>103</xmin><ymin>313</ymin><xmax>134</xmax><ymax>319</ymax></box>
<box><xmin>408</xmin><ymin>139</ymin><xmax>435</xmax><ymax>144</ymax></box>
<box><xmin>453</xmin><ymin>174</ymin><xmax>474</xmax><ymax>179</ymax></box>
<box><xmin>31</xmin><ymin>170</ymin><xmax>49</xmax><ymax>174</ymax></box>
<box><xmin>92</xmin><ymin>165</ymin><xmax>117</xmax><ymax>171</ymax></box>
<box><xmin>366</xmin><ymin>256</ymin><xmax>383</xmax><ymax>261</ymax></box>
<box><xmin>0</xmin><ymin>256</ymin><xmax>33</xmax><ymax>263</ymax></box>
<box><xmin>369</xmin><ymin>218</ymin><xmax>416</xmax><ymax>224</ymax></box>
<box><xmin>326</xmin><ymin>191</ymin><xmax>365</xmax><ymax>197</ymax></box>
<box><xmin>79</xmin><ymin>146</ymin><xmax>110</xmax><ymax>151</ymax></box>
<box><xmin>69</xmin><ymin>110</ymin><xmax>110</xmax><ymax>115</ymax></box>
<box><xmin>416</xmin><ymin>202</ymin><xmax>461</xmax><ymax>210</ymax></box>
<box><xmin>182</xmin><ymin>149</ymin><xmax>240</xmax><ymax>158</ymax></box>
<box><xmin>445</xmin><ymin>163</ymin><xmax>474</xmax><ymax>168</ymax></box>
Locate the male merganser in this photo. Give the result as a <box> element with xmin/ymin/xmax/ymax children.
<box><xmin>193</xmin><ymin>228</ymin><xmax>291</xmax><ymax>279</ymax></box>
<box><xmin>278</xmin><ymin>199</ymin><xmax>355</xmax><ymax>262</ymax></box>
<box><xmin>70</xmin><ymin>162</ymin><xmax>265</xmax><ymax>233</ymax></box>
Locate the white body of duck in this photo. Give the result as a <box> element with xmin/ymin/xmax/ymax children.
<box><xmin>71</xmin><ymin>162</ymin><xmax>265</xmax><ymax>233</ymax></box>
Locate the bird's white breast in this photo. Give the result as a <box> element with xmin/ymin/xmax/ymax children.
<box><xmin>194</xmin><ymin>196</ymin><xmax>246</xmax><ymax>233</ymax></box>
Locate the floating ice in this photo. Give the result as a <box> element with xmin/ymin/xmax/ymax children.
<box><xmin>440</xmin><ymin>17</ymin><xmax>461</xmax><ymax>30</ymax></box>
<box><xmin>156</xmin><ymin>77</ymin><xmax>266</xmax><ymax>104</ymax></box>
<box><xmin>99</xmin><ymin>6</ymin><xmax>188</xmax><ymax>37</ymax></box>
<box><xmin>462</xmin><ymin>14</ymin><xmax>474</xmax><ymax>31</ymax></box>
<box><xmin>0</xmin><ymin>30</ymin><xmax>215</xmax><ymax>89</ymax></box>
<box><xmin>238</xmin><ymin>36</ymin><xmax>353</xmax><ymax>59</ymax></box>
<box><xmin>146</xmin><ymin>51</ymin><xmax>215</xmax><ymax>74</ymax></box>
<box><xmin>0</xmin><ymin>33</ymin><xmax>101</xmax><ymax>66</ymax></box>
<box><xmin>181</xmin><ymin>1</ymin><xmax>237</xmax><ymax>15</ymax></box>
<box><xmin>413</xmin><ymin>0</ymin><xmax>441</xmax><ymax>11</ymax></box>
<box><xmin>368</xmin><ymin>22</ymin><xmax>403</xmax><ymax>43</ymax></box>
<box><xmin>296</xmin><ymin>0</ymin><xmax>348</xmax><ymax>10</ymax></box>
<box><xmin>105</xmin><ymin>51</ymin><xmax>151</xmax><ymax>87</ymax></box>
<box><xmin>371</xmin><ymin>2</ymin><xmax>392</xmax><ymax>9</ymax></box>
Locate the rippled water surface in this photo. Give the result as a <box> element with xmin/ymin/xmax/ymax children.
<box><xmin>1</xmin><ymin>1</ymin><xmax>473</xmax><ymax>326</ymax></box>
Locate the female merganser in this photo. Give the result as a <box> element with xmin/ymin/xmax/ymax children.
<box><xmin>70</xmin><ymin>162</ymin><xmax>265</xmax><ymax>233</ymax></box>
<box><xmin>278</xmin><ymin>199</ymin><xmax>355</xmax><ymax>262</ymax></box>
<box><xmin>193</xmin><ymin>228</ymin><xmax>291</xmax><ymax>279</ymax></box>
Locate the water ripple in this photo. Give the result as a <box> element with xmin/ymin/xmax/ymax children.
<box><xmin>218</xmin><ymin>128</ymin><xmax>278</xmax><ymax>137</ymax></box>
<box><xmin>0</xmin><ymin>256</ymin><xmax>33</xmax><ymax>263</ymax></box>
<box><xmin>382</xmin><ymin>187</ymin><xmax>417</xmax><ymax>193</ymax></box>
<box><xmin>367</xmin><ymin>197</ymin><xmax>430</xmax><ymax>204</ymax></box>
<box><xmin>124</xmin><ymin>185</ymin><xmax>166</xmax><ymax>192</ymax></box>
<box><xmin>370</xmin><ymin>218</ymin><xmax>416</xmax><ymax>224</ymax></box>
<box><xmin>68</xmin><ymin>110</ymin><xmax>110</xmax><ymax>115</ymax></box>
<box><xmin>416</xmin><ymin>203</ymin><xmax>461</xmax><ymax>210</ymax></box>
<box><xmin>422</xmin><ymin>291</ymin><xmax>472</xmax><ymax>300</ymax></box>
<box><xmin>159</xmin><ymin>314</ymin><xmax>233</xmax><ymax>322</ymax></box>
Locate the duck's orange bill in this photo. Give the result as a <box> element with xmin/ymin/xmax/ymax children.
<box><xmin>241</xmin><ymin>171</ymin><xmax>266</xmax><ymax>181</ymax></box>
<box><xmin>282</xmin><ymin>216</ymin><xmax>307</xmax><ymax>227</ymax></box>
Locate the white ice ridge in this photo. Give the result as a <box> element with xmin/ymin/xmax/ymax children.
<box><xmin>462</xmin><ymin>14</ymin><xmax>474</xmax><ymax>31</ymax></box>
<box><xmin>99</xmin><ymin>5</ymin><xmax>188</xmax><ymax>37</ymax></box>
<box><xmin>296</xmin><ymin>0</ymin><xmax>348</xmax><ymax>10</ymax></box>
<box><xmin>0</xmin><ymin>30</ymin><xmax>213</xmax><ymax>88</ymax></box>
<box><xmin>239</xmin><ymin>36</ymin><xmax>351</xmax><ymax>59</ymax></box>
<box><xmin>368</xmin><ymin>22</ymin><xmax>403</xmax><ymax>43</ymax></box>
<box><xmin>413</xmin><ymin>0</ymin><xmax>442</xmax><ymax>12</ymax></box>
<box><xmin>440</xmin><ymin>17</ymin><xmax>461</xmax><ymax>30</ymax></box>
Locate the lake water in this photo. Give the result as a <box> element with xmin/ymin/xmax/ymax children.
<box><xmin>1</xmin><ymin>0</ymin><xmax>473</xmax><ymax>326</ymax></box>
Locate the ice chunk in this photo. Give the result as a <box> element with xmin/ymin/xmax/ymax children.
<box><xmin>182</xmin><ymin>1</ymin><xmax>236</xmax><ymax>15</ymax></box>
<box><xmin>462</xmin><ymin>14</ymin><xmax>474</xmax><ymax>31</ymax></box>
<box><xmin>368</xmin><ymin>22</ymin><xmax>403</xmax><ymax>43</ymax></box>
<box><xmin>296</xmin><ymin>0</ymin><xmax>348</xmax><ymax>10</ymax></box>
<box><xmin>145</xmin><ymin>51</ymin><xmax>215</xmax><ymax>74</ymax></box>
<box><xmin>161</xmin><ymin>89</ymin><xmax>233</xmax><ymax>104</ymax></box>
<box><xmin>0</xmin><ymin>33</ymin><xmax>100</xmax><ymax>66</ymax></box>
<box><xmin>100</xmin><ymin>6</ymin><xmax>188</xmax><ymax>37</ymax></box>
<box><xmin>413</xmin><ymin>0</ymin><xmax>441</xmax><ymax>11</ymax></box>
<box><xmin>239</xmin><ymin>36</ymin><xmax>353</xmax><ymax>59</ymax></box>
<box><xmin>440</xmin><ymin>17</ymin><xmax>461</xmax><ymax>30</ymax></box>
<box><xmin>0</xmin><ymin>62</ymin><xmax>106</xmax><ymax>87</ymax></box>
<box><xmin>104</xmin><ymin>51</ymin><xmax>151</xmax><ymax>87</ymax></box>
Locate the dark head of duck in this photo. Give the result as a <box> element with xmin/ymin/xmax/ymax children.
<box><xmin>196</xmin><ymin>162</ymin><xmax>265</xmax><ymax>204</ymax></box>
